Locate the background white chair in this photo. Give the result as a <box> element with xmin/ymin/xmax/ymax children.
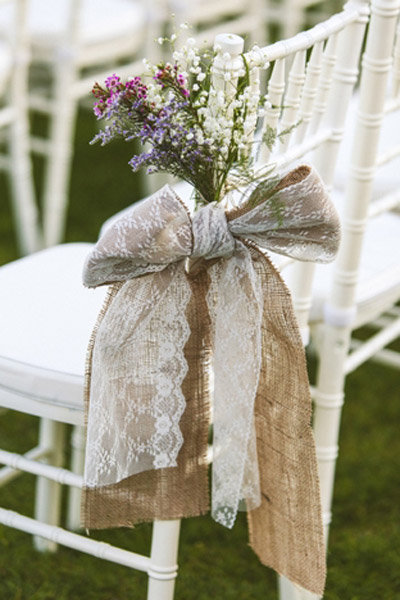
<box><xmin>0</xmin><ymin>0</ymin><xmax>39</xmax><ymax>255</ymax></box>
<box><xmin>0</xmin><ymin>2</ymin><xmax>374</xmax><ymax>598</ymax></box>
<box><xmin>0</xmin><ymin>0</ymin><xmax>159</xmax><ymax>249</ymax></box>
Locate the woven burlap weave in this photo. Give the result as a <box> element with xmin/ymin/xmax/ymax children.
<box><xmin>247</xmin><ymin>245</ymin><xmax>325</xmax><ymax>594</ymax></box>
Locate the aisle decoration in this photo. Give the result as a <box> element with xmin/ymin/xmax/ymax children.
<box><xmin>82</xmin><ymin>33</ymin><xmax>340</xmax><ymax>596</ymax></box>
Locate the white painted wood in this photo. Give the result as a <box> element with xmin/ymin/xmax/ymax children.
<box><xmin>350</xmin><ymin>341</ymin><xmax>400</xmax><ymax>369</ymax></box>
<box><xmin>309</xmin><ymin>35</ymin><xmax>339</xmax><ymax>134</ymax></box>
<box><xmin>8</xmin><ymin>0</ymin><xmax>159</xmax><ymax>247</ymax></box>
<box><xmin>169</xmin><ymin>0</ymin><xmax>266</xmax><ymax>49</ymax></box>
<box><xmin>147</xmin><ymin>520</ymin><xmax>181</xmax><ymax>600</ymax></box>
<box><xmin>0</xmin><ymin>0</ymin><xmax>40</xmax><ymax>254</ymax></box>
<box><xmin>392</xmin><ymin>21</ymin><xmax>400</xmax><ymax>95</ymax></box>
<box><xmin>345</xmin><ymin>316</ymin><xmax>400</xmax><ymax>373</ymax></box>
<box><xmin>0</xmin><ymin>448</ymin><xmax>83</xmax><ymax>487</ymax></box>
<box><xmin>279</xmin><ymin>50</ymin><xmax>306</xmax><ymax>152</ymax></box>
<box><xmin>0</xmin><ymin>508</ymin><xmax>151</xmax><ymax>572</ymax></box>
<box><xmin>309</xmin><ymin>3</ymin><xmax>400</xmax><ymax>600</ymax></box>
<box><xmin>66</xmin><ymin>425</ymin><xmax>86</xmax><ymax>530</ymax></box>
<box><xmin>293</xmin><ymin>42</ymin><xmax>324</xmax><ymax>144</ymax></box>
<box><xmin>34</xmin><ymin>419</ymin><xmax>66</xmax><ymax>552</ymax></box>
<box><xmin>0</xmin><ymin>445</ymin><xmax>49</xmax><ymax>486</ymax></box>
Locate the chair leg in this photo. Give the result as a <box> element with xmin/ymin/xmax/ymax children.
<box><xmin>147</xmin><ymin>520</ymin><xmax>181</xmax><ymax>600</ymax></box>
<box><xmin>42</xmin><ymin>59</ymin><xmax>78</xmax><ymax>247</ymax></box>
<box><xmin>279</xmin><ymin>324</ymin><xmax>350</xmax><ymax>600</ymax></box>
<box><xmin>66</xmin><ymin>425</ymin><xmax>85</xmax><ymax>531</ymax></box>
<box><xmin>279</xmin><ymin>575</ymin><xmax>320</xmax><ymax>599</ymax></box>
<box><xmin>34</xmin><ymin>418</ymin><xmax>66</xmax><ymax>552</ymax></box>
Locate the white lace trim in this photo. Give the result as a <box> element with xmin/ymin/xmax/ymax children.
<box><xmin>84</xmin><ymin>264</ymin><xmax>191</xmax><ymax>486</ymax></box>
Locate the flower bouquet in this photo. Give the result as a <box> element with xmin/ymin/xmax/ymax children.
<box><xmin>90</xmin><ymin>32</ymin><xmax>285</xmax><ymax>210</ymax></box>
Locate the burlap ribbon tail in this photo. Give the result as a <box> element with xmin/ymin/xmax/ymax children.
<box><xmin>81</xmin><ymin>165</ymin><xmax>341</xmax><ymax>596</ymax></box>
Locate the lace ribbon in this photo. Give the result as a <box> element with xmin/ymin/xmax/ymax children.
<box><xmin>82</xmin><ymin>165</ymin><xmax>340</xmax><ymax>595</ymax></box>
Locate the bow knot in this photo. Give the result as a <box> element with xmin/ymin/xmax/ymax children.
<box><xmin>83</xmin><ymin>165</ymin><xmax>340</xmax><ymax>288</ymax></box>
<box><xmin>191</xmin><ymin>204</ymin><xmax>236</xmax><ymax>259</ymax></box>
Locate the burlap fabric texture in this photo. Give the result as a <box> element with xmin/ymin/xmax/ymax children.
<box><xmin>81</xmin><ymin>165</ymin><xmax>341</xmax><ymax>595</ymax></box>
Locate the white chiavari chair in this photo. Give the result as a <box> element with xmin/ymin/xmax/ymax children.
<box><xmin>0</xmin><ymin>0</ymin><xmax>160</xmax><ymax>248</ymax></box>
<box><xmin>279</xmin><ymin>0</ymin><xmax>400</xmax><ymax>598</ymax></box>
<box><xmin>0</xmin><ymin>0</ymin><xmax>39</xmax><ymax>255</ymax></box>
<box><xmin>0</xmin><ymin>2</ymin><xmax>373</xmax><ymax>598</ymax></box>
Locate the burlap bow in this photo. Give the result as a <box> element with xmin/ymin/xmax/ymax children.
<box><xmin>82</xmin><ymin>165</ymin><xmax>340</xmax><ymax>595</ymax></box>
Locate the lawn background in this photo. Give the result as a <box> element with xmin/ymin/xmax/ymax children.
<box><xmin>0</xmin><ymin>105</ymin><xmax>399</xmax><ymax>600</ymax></box>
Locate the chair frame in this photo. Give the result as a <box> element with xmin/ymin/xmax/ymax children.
<box><xmin>26</xmin><ymin>0</ymin><xmax>160</xmax><ymax>248</ymax></box>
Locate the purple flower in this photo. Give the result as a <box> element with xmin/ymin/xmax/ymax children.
<box><xmin>93</xmin><ymin>102</ymin><xmax>104</xmax><ymax>118</ymax></box>
<box><xmin>104</xmin><ymin>74</ymin><xmax>121</xmax><ymax>89</ymax></box>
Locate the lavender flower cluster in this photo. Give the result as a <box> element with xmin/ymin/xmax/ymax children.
<box><xmin>92</xmin><ymin>65</ymin><xmax>220</xmax><ymax>204</ymax></box>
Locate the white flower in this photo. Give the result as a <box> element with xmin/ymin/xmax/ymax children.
<box><xmin>157</xmin><ymin>37</ymin><xmax>164</xmax><ymax>45</ymax></box>
<box><xmin>197</xmin><ymin>72</ymin><xmax>206</xmax><ymax>82</ymax></box>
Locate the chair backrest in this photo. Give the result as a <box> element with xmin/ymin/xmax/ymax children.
<box><xmin>328</xmin><ymin>0</ymin><xmax>400</xmax><ymax>318</ymax></box>
<box><xmin>0</xmin><ymin>0</ymin><xmax>39</xmax><ymax>255</ymax></box>
<box><xmin>208</xmin><ymin>0</ymin><xmax>370</xmax><ymax>343</ymax></box>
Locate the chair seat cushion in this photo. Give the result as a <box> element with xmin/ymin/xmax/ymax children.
<box><xmin>0</xmin><ymin>243</ymin><xmax>106</xmax><ymax>414</ymax></box>
<box><xmin>1</xmin><ymin>185</ymin><xmax>398</xmax><ymax>414</ymax></box>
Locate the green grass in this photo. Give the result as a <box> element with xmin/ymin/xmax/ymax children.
<box><xmin>0</xmin><ymin>109</ymin><xmax>400</xmax><ymax>599</ymax></box>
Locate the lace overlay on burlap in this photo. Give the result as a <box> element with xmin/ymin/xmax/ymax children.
<box><xmin>84</xmin><ymin>264</ymin><xmax>191</xmax><ymax>485</ymax></box>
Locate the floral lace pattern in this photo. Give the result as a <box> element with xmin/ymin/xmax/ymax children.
<box><xmin>207</xmin><ymin>244</ymin><xmax>263</xmax><ymax>528</ymax></box>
